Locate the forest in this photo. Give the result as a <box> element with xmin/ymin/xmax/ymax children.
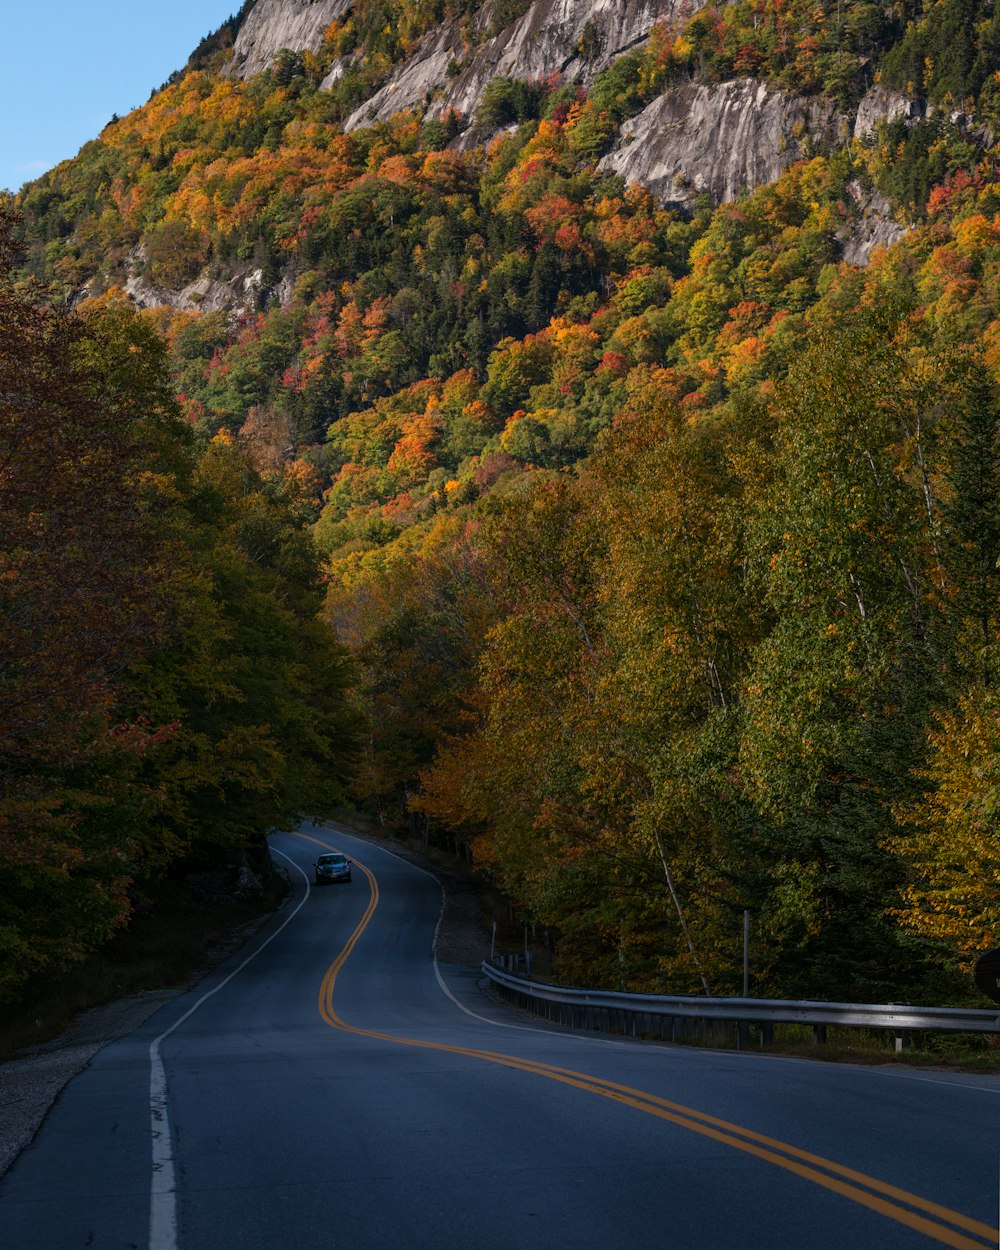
<box><xmin>0</xmin><ymin>208</ymin><xmax>357</xmax><ymax>1007</ymax></box>
<box><xmin>7</xmin><ymin>0</ymin><xmax>1000</xmax><ymax>1007</ymax></box>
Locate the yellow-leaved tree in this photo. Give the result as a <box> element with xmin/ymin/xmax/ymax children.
<box><xmin>894</xmin><ymin>687</ymin><xmax>1000</xmax><ymax>961</ymax></box>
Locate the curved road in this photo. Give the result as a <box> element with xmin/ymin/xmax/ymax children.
<box><xmin>2</xmin><ymin>822</ymin><xmax>998</xmax><ymax>1249</ymax></box>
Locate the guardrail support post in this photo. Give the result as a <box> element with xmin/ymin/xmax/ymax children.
<box><xmin>761</xmin><ymin>1022</ymin><xmax>774</xmax><ymax>1047</ymax></box>
<box><xmin>813</xmin><ymin>1024</ymin><xmax>827</xmax><ymax>1045</ymax></box>
<box><xmin>737</xmin><ymin>1020</ymin><xmax>750</xmax><ymax>1050</ymax></box>
<box><xmin>895</xmin><ymin>1031</ymin><xmax>909</xmax><ymax>1053</ymax></box>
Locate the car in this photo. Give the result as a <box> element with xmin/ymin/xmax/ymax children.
<box><xmin>314</xmin><ymin>852</ymin><xmax>352</xmax><ymax>885</ymax></box>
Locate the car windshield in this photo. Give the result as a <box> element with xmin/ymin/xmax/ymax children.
<box><xmin>318</xmin><ymin>855</ymin><xmax>346</xmax><ymax>866</ymax></box>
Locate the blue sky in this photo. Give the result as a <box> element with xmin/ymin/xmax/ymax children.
<box><xmin>1</xmin><ymin>2</ymin><xmax>243</xmax><ymax>193</ymax></box>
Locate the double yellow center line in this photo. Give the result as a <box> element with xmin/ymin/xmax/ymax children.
<box><xmin>296</xmin><ymin>831</ymin><xmax>998</xmax><ymax>1250</ymax></box>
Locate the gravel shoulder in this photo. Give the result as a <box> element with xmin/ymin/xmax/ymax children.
<box><xmin>0</xmin><ymin>826</ymin><xmax>490</xmax><ymax>1181</ymax></box>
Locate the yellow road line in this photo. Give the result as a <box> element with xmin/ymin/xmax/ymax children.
<box><xmin>293</xmin><ymin>830</ymin><xmax>998</xmax><ymax>1250</ymax></box>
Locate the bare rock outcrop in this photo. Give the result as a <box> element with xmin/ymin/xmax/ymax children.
<box><xmin>173</xmin><ymin>4</ymin><xmax>917</xmax><ymax>305</ymax></box>
<box><xmin>229</xmin><ymin>0</ymin><xmax>352</xmax><ymax>80</ymax></box>
<box><xmin>125</xmin><ymin>268</ymin><xmax>268</xmax><ymax>314</ymax></box>
<box><xmin>342</xmin><ymin>0</ymin><xmax>702</xmax><ymax>130</ymax></box>
<box><xmin>598</xmin><ymin>78</ymin><xmax>847</xmax><ymax>208</ymax></box>
<box><xmin>839</xmin><ymin>180</ymin><xmax>908</xmax><ymax>265</ymax></box>
<box><xmin>225</xmin><ymin>0</ymin><xmax>706</xmax><ymax>137</ymax></box>
<box><xmin>853</xmin><ymin>86</ymin><xmax>925</xmax><ymax>140</ymax></box>
<box><xmin>120</xmin><ymin>246</ymin><xmax>296</xmax><ymax>315</ymax></box>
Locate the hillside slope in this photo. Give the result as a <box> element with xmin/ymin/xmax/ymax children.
<box><xmin>13</xmin><ymin>0</ymin><xmax>1000</xmax><ymax>1003</ymax></box>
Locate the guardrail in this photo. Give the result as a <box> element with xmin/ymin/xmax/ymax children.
<box><xmin>482</xmin><ymin>961</ymin><xmax>1000</xmax><ymax>1052</ymax></box>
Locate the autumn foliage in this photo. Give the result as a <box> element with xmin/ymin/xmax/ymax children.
<box><xmin>0</xmin><ymin>210</ymin><xmax>356</xmax><ymax>1004</ymax></box>
<box><xmin>14</xmin><ymin>0</ymin><xmax>1000</xmax><ymax>1004</ymax></box>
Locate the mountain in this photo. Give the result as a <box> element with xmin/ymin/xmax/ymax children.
<box><xmin>220</xmin><ymin>0</ymin><xmax>916</xmax><ymax>247</ymax></box>
<box><xmin>24</xmin><ymin>0</ymin><xmax>989</xmax><ymax>324</ymax></box>
<box><xmin>23</xmin><ymin>0</ymin><xmax>983</xmax><ymax>314</ymax></box>
<box><xmin>13</xmin><ymin>0</ymin><xmax>1000</xmax><ymax>1001</ymax></box>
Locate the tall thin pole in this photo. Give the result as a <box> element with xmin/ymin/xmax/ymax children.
<box><xmin>743</xmin><ymin>910</ymin><xmax>750</xmax><ymax>997</ymax></box>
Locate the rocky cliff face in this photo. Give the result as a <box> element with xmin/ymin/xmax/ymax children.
<box><xmin>598</xmin><ymin>78</ymin><xmax>847</xmax><ymax>208</ymax></box>
<box><xmin>594</xmin><ymin>80</ymin><xmax>912</xmax><ymax>262</ymax></box>
<box><xmin>340</xmin><ymin>0</ymin><xmax>697</xmax><ymax>130</ymax></box>
<box><xmin>853</xmin><ymin>86</ymin><xmax>926</xmax><ymax>140</ymax></box>
<box><xmin>115</xmin><ymin>245</ymin><xmax>296</xmax><ymax>315</ymax></box>
<box><xmin>229</xmin><ymin>0</ymin><xmax>698</xmax><ymax>112</ymax></box>
<box><xmin>221</xmin><ymin>0</ymin><xmax>913</xmax><ymax>265</ymax></box>
<box><xmin>229</xmin><ymin>0</ymin><xmax>352</xmax><ymax>80</ymax></box>
<box><xmin>839</xmin><ymin>181</ymin><xmax>908</xmax><ymax>265</ymax></box>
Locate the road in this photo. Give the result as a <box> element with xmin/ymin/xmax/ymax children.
<box><xmin>1</xmin><ymin>822</ymin><xmax>998</xmax><ymax>1250</ymax></box>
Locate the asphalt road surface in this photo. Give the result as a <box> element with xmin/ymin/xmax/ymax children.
<box><xmin>2</xmin><ymin>822</ymin><xmax>999</xmax><ymax>1250</ymax></box>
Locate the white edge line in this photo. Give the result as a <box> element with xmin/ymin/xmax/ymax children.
<box><xmin>314</xmin><ymin>827</ymin><xmax>1000</xmax><ymax>1078</ymax></box>
<box><xmin>874</xmin><ymin>1070</ymin><xmax>1000</xmax><ymax>1096</ymax></box>
<box><xmin>316</xmin><ymin>824</ymin><xmax>624</xmax><ymax>1047</ymax></box>
<box><xmin>147</xmin><ymin>849</ymin><xmax>311</xmax><ymax>1250</ymax></box>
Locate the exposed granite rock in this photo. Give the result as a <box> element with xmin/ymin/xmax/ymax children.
<box><xmin>853</xmin><ymin>86</ymin><xmax>925</xmax><ymax>140</ymax></box>
<box><xmin>120</xmin><ymin>247</ymin><xmax>296</xmax><ymax>315</ymax></box>
<box><xmin>125</xmin><ymin>5</ymin><xmax>916</xmax><ymax>321</ymax></box>
<box><xmin>335</xmin><ymin>19</ymin><xmax>462</xmax><ymax>125</ymax></box>
<box><xmin>210</xmin><ymin>1</ymin><xmax>930</xmax><ymax>285</ymax></box>
<box><xmin>126</xmin><ymin>268</ymin><xmax>266</xmax><ymax>314</ymax></box>
<box><xmin>225</xmin><ymin>0</ymin><xmax>701</xmax><ymax>130</ymax></box>
<box><xmin>598</xmin><ymin>78</ymin><xmax>847</xmax><ymax>208</ymax></box>
<box><xmin>449</xmin><ymin>120</ymin><xmax>520</xmax><ymax>153</ymax></box>
<box><xmin>839</xmin><ymin>179</ymin><xmax>908</xmax><ymax>265</ymax></box>
<box><xmin>596</xmin><ymin>80</ymin><xmax>910</xmax><ymax>264</ymax></box>
<box><xmin>341</xmin><ymin>0</ymin><xmax>701</xmax><ymax>131</ymax></box>
<box><xmin>229</xmin><ymin>0</ymin><xmax>352</xmax><ymax>81</ymax></box>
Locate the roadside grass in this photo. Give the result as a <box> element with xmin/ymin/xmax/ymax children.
<box><xmin>0</xmin><ymin>875</ymin><xmax>286</xmax><ymax>1063</ymax></box>
<box><xmin>757</xmin><ymin>1023</ymin><xmax>1000</xmax><ymax>1070</ymax></box>
<box><xmin>652</xmin><ymin>1019</ymin><xmax>1000</xmax><ymax>1068</ymax></box>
